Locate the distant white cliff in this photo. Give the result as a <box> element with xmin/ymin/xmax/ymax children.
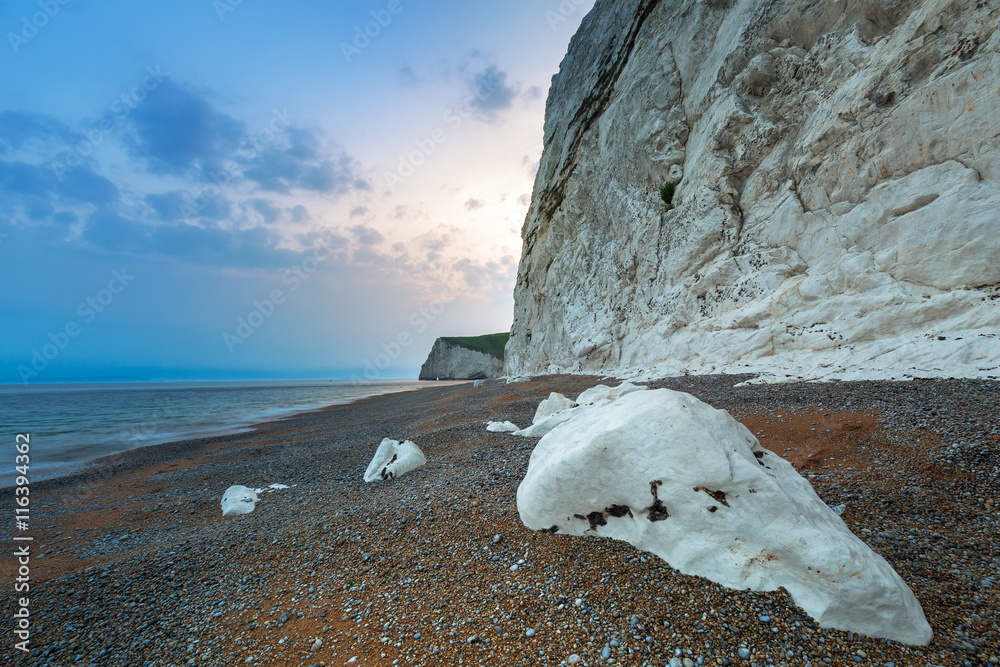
<box><xmin>506</xmin><ymin>0</ymin><xmax>1000</xmax><ymax>382</ymax></box>
<box><xmin>419</xmin><ymin>335</ymin><xmax>506</xmax><ymax>380</ymax></box>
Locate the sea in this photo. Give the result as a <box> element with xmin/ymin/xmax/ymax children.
<box><xmin>0</xmin><ymin>379</ymin><xmax>435</xmax><ymax>486</ymax></box>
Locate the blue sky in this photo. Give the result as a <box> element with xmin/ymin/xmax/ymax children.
<box><xmin>0</xmin><ymin>0</ymin><xmax>595</xmax><ymax>382</ymax></box>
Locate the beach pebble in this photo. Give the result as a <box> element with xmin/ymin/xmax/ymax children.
<box><xmin>22</xmin><ymin>376</ymin><xmax>1000</xmax><ymax>667</ymax></box>
<box><xmin>568</xmin><ymin>654</ymin><xmax>581</xmax><ymax>664</ymax></box>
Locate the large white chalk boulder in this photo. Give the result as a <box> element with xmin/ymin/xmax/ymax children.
<box><xmin>364</xmin><ymin>438</ymin><xmax>426</xmax><ymax>482</ymax></box>
<box><xmin>221</xmin><ymin>485</ymin><xmax>259</xmax><ymax>517</ymax></box>
<box><xmin>533</xmin><ymin>392</ymin><xmax>578</xmax><ymax>422</ymax></box>
<box><xmin>516</xmin><ymin>389</ymin><xmax>932</xmax><ymax>645</ymax></box>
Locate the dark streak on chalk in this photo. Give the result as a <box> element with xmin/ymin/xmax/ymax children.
<box><xmin>647</xmin><ymin>480</ymin><xmax>669</xmax><ymax>522</ymax></box>
<box><xmin>693</xmin><ymin>487</ymin><xmax>730</xmax><ymax>508</ymax></box>
<box><xmin>586</xmin><ymin>511</ymin><xmax>607</xmax><ymax>530</ymax></box>
<box><xmin>606</xmin><ymin>504</ymin><xmax>633</xmax><ymax>518</ymax></box>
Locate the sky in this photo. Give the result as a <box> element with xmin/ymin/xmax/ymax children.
<box><xmin>0</xmin><ymin>0</ymin><xmax>596</xmax><ymax>383</ymax></box>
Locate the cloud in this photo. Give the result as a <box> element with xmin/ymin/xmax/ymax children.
<box><xmin>350</xmin><ymin>206</ymin><xmax>369</xmax><ymax>218</ymax></box>
<box><xmin>0</xmin><ymin>157</ymin><xmax>120</xmax><ymax>212</ymax></box>
<box><xmin>242</xmin><ymin>126</ymin><xmax>370</xmax><ymax>196</ymax></box>
<box><xmin>81</xmin><ymin>210</ymin><xmax>148</xmax><ymax>252</ymax></box>
<box><xmin>0</xmin><ymin>159</ymin><xmax>51</xmax><ymax>199</ymax></box>
<box><xmin>250</xmin><ymin>198</ymin><xmax>283</xmax><ymax>225</ymax></box>
<box><xmin>59</xmin><ymin>167</ymin><xmax>121</xmax><ymax>208</ymax></box>
<box><xmin>291</xmin><ymin>205</ymin><xmax>311</xmax><ymax>224</ymax></box>
<box><xmin>524</xmin><ymin>86</ymin><xmax>544</xmax><ymax>101</ymax></box>
<box><xmin>0</xmin><ymin>111</ymin><xmax>78</xmax><ymax>155</ymax></box>
<box><xmin>517</xmin><ymin>193</ymin><xmax>531</xmax><ymax>207</ymax></box>
<box><xmin>397</xmin><ymin>66</ymin><xmax>421</xmax><ymax>87</ymax></box>
<box><xmin>0</xmin><ymin>92</ymin><xmax>377</xmax><ymax>272</ymax></box>
<box><xmin>348</xmin><ymin>224</ymin><xmax>385</xmax><ymax>246</ymax></box>
<box><xmin>468</xmin><ymin>66</ymin><xmax>517</xmax><ymax>116</ymax></box>
<box><xmin>75</xmin><ymin>204</ymin><xmax>302</xmax><ymax>268</ymax></box>
<box><xmin>123</xmin><ymin>80</ymin><xmax>245</xmax><ymax>175</ymax></box>
<box><xmin>145</xmin><ymin>190</ymin><xmax>231</xmax><ymax>223</ymax></box>
<box><xmin>465</xmin><ymin>197</ymin><xmax>485</xmax><ymax>211</ymax></box>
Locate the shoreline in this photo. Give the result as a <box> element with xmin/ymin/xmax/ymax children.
<box><xmin>3</xmin><ymin>379</ymin><xmax>460</xmax><ymax>489</ymax></box>
<box><xmin>4</xmin><ymin>374</ymin><xmax>998</xmax><ymax>666</ymax></box>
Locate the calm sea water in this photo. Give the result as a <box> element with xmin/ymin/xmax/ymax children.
<box><xmin>0</xmin><ymin>380</ymin><xmax>434</xmax><ymax>485</ymax></box>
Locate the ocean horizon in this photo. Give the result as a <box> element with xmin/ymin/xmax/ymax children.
<box><xmin>0</xmin><ymin>379</ymin><xmax>441</xmax><ymax>486</ymax></box>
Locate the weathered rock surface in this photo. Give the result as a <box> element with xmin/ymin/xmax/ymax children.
<box><xmin>516</xmin><ymin>388</ymin><xmax>933</xmax><ymax>644</ymax></box>
<box><xmin>363</xmin><ymin>438</ymin><xmax>426</xmax><ymax>482</ymax></box>
<box><xmin>577</xmin><ymin>382</ymin><xmax>647</xmax><ymax>405</ymax></box>
<box><xmin>419</xmin><ymin>338</ymin><xmax>504</xmax><ymax>380</ymax></box>
<box><xmin>507</xmin><ymin>0</ymin><xmax>1000</xmax><ymax>382</ymax></box>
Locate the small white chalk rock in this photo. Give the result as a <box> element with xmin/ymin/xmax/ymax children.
<box><xmin>513</xmin><ymin>408</ymin><xmax>584</xmax><ymax>438</ymax></box>
<box><xmin>487</xmin><ymin>421</ymin><xmax>520</xmax><ymax>433</ymax></box>
<box><xmin>221</xmin><ymin>485</ymin><xmax>259</xmax><ymax>517</ymax></box>
<box><xmin>516</xmin><ymin>389</ymin><xmax>932</xmax><ymax>645</ymax></box>
<box><xmin>514</xmin><ymin>384</ymin><xmax>647</xmax><ymax>438</ymax></box>
<box><xmin>533</xmin><ymin>392</ymin><xmax>578</xmax><ymax>422</ymax></box>
<box><xmin>364</xmin><ymin>438</ymin><xmax>426</xmax><ymax>482</ymax></box>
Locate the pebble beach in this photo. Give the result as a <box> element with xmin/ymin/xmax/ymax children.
<box><xmin>4</xmin><ymin>375</ymin><xmax>999</xmax><ymax>667</ymax></box>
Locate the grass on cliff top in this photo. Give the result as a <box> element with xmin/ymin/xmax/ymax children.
<box><xmin>442</xmin><ymin>332</ymin><xmax>510</xmax><ymax>361</ymax></box>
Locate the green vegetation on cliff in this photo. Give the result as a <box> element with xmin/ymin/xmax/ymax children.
<box><xmin>442</xmin><ymin>332</ymin><xmax>510</xmax><ymax>361</ymax></box>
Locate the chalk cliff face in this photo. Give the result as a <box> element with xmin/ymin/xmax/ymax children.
<box><xmin>507</xmin><ymin>0</ymin><xmax>1000</xmax><ymax>381</ymax></box>
<box><xmin>419</xmin><ymin>339</ymin><xmax>503</xmax><ymax>380</ymax></box>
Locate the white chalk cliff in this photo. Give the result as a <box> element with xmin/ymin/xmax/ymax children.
<box><xmin>507</xmin><ymin>0</ymin><xmax>1000</xmax><ymax>381</ymax></box>
<box><xmin>419</xmin><ymin>338</ymin><xmax>503</xmax><ymax>380</ymax></box>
